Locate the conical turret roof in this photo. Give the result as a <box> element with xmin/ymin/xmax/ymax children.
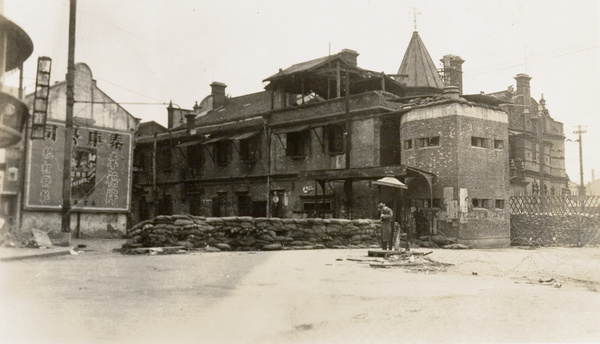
<box><xmin>396</xmin><ymin>31</ymin><xmax>444</xmax><ymax>89</ymax></box>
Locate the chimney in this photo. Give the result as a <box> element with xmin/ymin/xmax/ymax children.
<box><xmin>514</xmin><ymin>73</ymin><xmax>532</xmax><ymax>100</ymax></box>
<box><xmin>339</xmin><ymin>49</ymin><xmax>359</xmax><ymax>66</ymax></box>
<box><xmin>185</xmin><ymin>113</ymin><xmax>197</xmax><ymax>136</ymax></box>
<box><xmin>443</xmin><ymin>86</ymin><xmax>460</xmax><ymax>100</ymax></box>
<box><xmin>167</xmin><ymin>100</ymin><xmax>175</xmax><ymax>129</ymax></box>
<box><xmin>441</xmin><ymin>55</ymin><xmax>464</xmax><ymax>94</ymax></box>
<box><xmin>210</xmin><ymin>82</ymin><xmax>227</xmax><ymax>108</ymax></box>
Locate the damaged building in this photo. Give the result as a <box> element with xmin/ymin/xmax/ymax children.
<box><xmin>132</xmin><ymin>31</ymin><xmax>527</xmax><ymax>248</ymax></box>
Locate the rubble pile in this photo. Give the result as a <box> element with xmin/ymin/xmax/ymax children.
<box><xmin>368</xmin><ymin>251</ymin><xmax>453</xmax><ymax>273</ymax></box>
<box><xmin>123</xmin><ymin>215</ymin><xmax>381</xmax><ymax>252</ymax></box>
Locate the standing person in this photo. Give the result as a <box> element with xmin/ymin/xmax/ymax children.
<box><xmin>378</xmin><ymin>203</ymin><xmax>393</xmax><ymax>250</ymax></box>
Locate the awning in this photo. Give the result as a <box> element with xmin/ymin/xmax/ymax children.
<box><xmin>271</xmin><ymin>124</ymin><xmax>310</xmax><ymax>134</ymax></box>
<box><xmin>176</xmin><ymin>140</ymin><xmax>204</xmax><ymax>148</ymax></box>
<box><xmin>201</xmin><ymin>135</ymin><xmax>232</xmax><ymax>145</ymax></box>
<box><xmin>373</xmin><ymin>176</ymin><xmax>407</xmax><ymax>189</ymax></box>
<box><xmin>230</xmin><ymin>131</ymin><xmax>259</xmax><ymax>140</ymax></box>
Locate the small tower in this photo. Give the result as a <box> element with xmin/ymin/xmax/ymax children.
<box><xmin>395</xmin><ymin>31</ymin><xmax>444</xmax><ymax>95</ymax></box>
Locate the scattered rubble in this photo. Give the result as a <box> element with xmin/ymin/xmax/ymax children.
<box><xmin>366</xmin><ymin>250</ymin><xmax>453</xmax><ymax>273</ymax></box>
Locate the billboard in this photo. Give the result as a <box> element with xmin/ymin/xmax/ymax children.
<box><xmin>25</xmin><ymin>122</ymin><xmax>132</xmax><ymax>212</ymax></box>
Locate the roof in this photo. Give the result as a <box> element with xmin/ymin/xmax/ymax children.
<box><xmin>264</xmin><ymin>55</ymin><xmax>332</xmax><ymax>82</ymax></box>
<box><xmin>0</xmin><ymin>15</ymin><xmax>33</xmax><ymax>72</ymax></box>
<box><xmin>396</xmin><ymin>31</ymin><xmax>444</xmax><ymax>89</ymax></box>
<box><xmin>187</xmin><ymin>91</ymin><xmax>272</xmax><ymax>129</ymax></box>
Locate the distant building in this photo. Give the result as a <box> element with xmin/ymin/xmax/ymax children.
<box><xmin>586</xmin><ymin>179</ymin><xmax>600</xmax><ymax>196</ymax></box>
<box><xmin>487</xmin><ymin>75</ymin><xmax>568</xmax><ymax>196</ymax></box>
<box><xmin>132</xmin><ymin>31</ymin><xmax>512</xmax><ymax>248</ymax></box>
<box><xmin>12</xmin><ymin>63</ymin><xmax>141</xmax><ymax>237</ymax></box>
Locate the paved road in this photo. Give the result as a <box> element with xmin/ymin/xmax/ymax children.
<box><xmin>1</xmin><ymin>240</ymin><xmax>599</xmax><ymax>344</ymax></box>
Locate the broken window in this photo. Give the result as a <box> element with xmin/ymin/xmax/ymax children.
<box><xmin>286</xmin><ymin>130</ymin><xmax>309</xmax><ymax>158</ymax></box>
<box><xmin>404</xmin><ymin>139</ymin><xmax>413</xmax><ymax>150</ymax></box>
<box><xmin>326</xmin><ymin>124</ymin><xmax>344</xmax><ymax>154</ymax></box>
<box><xmin>494</xmin><ymin>139</ymin><xmax>504</xmax><ymax>149</ymax></box>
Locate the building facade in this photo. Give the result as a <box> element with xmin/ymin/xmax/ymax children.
<box><xmin>17</xmin><ymin>63</ymin><xmax>140</xmax><ymax>237</ymax></box>
<box><xmin>0</xmin><ymin>13</ymin><xmax>33</xmax><ymax>229</ymax></box>
<box><xmin>132</xmin><ymin>32</ymin><xmax>513</xmax><ymax>248</ymax></box>
<box><xmin>488</xmin><ymin>74</ymin><xmax>568</xmax><ymax>196</ymax></box>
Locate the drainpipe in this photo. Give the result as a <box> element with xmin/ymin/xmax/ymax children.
<box><xmin>152</xmin><ymin>132</ymin><xmax>157</xmax><ymax>217</ymax></box>
<box><xmin>344</xmin><ymin>68</ymin><xmax>353</xmax><ymax>219</ymax></box>
<box><xmin>264</xmin><ymin>117</ymin><xmax>271</xmax><ymax>217</ymax></box>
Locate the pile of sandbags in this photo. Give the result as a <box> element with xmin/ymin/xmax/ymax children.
<box><xmin>123</xmin><ymin>215</ymin><xmax>381</xmax><ymax>252</ymax></box>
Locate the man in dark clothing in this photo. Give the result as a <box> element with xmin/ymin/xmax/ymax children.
<box><xmin>378</xmin><ymin>203</ymin><xmax>394</xmax><ymax>250</ymax></box>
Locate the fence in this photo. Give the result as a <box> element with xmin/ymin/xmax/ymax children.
<box><xmin>509</xmin><ymin>196</ymin><xmax>600</xmax><ymax>247</ymax></box>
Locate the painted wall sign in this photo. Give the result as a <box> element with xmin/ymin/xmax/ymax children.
<box><xmin>24</xmin><ymin>122</ymin><xmax>132</xmax><ymax>212</ymax></box>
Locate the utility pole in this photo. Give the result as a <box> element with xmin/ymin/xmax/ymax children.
<box><xmin>538</xmin><ymin>96</ymin><xmax>546</xmax><ymax>196</ymax></box>
<box><xmin>61</xmin><ymin>0</ymin><xmax>76</xmax><ymax>234</ymax></box>
<box><xmin>574</xmin><ymin>125</ymin><xmax>586</xmax><ymax>247</ymax></box>
<box><xmin>575</xmin><ymin>125</ymin><xmax>586</xmax><ymax>199</ymax></box>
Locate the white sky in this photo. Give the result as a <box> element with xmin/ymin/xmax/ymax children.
<box><xmin>3</xmin><ymin>0</ymin><xmax>600</xmax><ymax>184</ymax></box>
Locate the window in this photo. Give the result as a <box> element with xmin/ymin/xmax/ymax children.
<box><xmin>286</xmin><ymin>130</ymin><xmax>309</xmax><ymax>158</ymax></box>
<box><xmin>133</xmin><ymin>150</ymin><xmax>146</xmax><ymax>170</ymax></box>
<box><xmin>404</xmin><ymin>139</ymin><xmax>413</xmax><ymax>150</ymax></box>
<box><xmin>326</xmin><ymin>124</ymin><xmax>345</xmax><ymax>154</ymax></box>
<box><xmin>214</xmin><ymin>140</ymin><xmax>230</xmax><ymax>166</ymax></box>
<box><xmin>187</xmin><ymin>143</ymin><xmax>203</xmax><ymax>168</ymax></box>
<box><xmin>240</xmin><ymin>136</ymin><xmax>259</xmax><ymax>162</ymax></box>
<box><xmin>189</xmin><ymin>197</ymin><xmax>202</xmax><ymax>216</ymax></box>
<box><xmin>157</xmin><ymin>147</ymin><xmax>172</xmax><ymax>171</ymax></box>
<box><xmin>494</xmin><ymin>139</ymin><xmax>504</xmax><ymax>149</ymax></box>
<box><xmin>237</xmin><ymin>194</ymin><xmax>252</xmax><ymax>216</ymax></box>
<box><xmin>471</xmin><ymin>136</ymin><xmax>490</xmax><ymax>148</ymax></box>
<box><xmin>417</xmin><ymin>136</ymin><xmax>440</xmax><ymax>148</ymax></box>
<box><xmin>212</xmin><ymin>193</ymin><xmax>226</xmax><ymax>217</ymax></box>
<box><xmin>495</xmin><ymin>199</ymin><xmax>505</xmax><ymax>209</ymax></box>
<box><xmin>472</xmin><ymin>198</ymin><xmax>493</xmax><ymax>208</ymax></box>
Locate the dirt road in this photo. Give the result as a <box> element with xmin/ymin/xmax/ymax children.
<box><xmin>1</xmin><ymin>241</ymin><xmax>599</xmax><ymax>344</ymax></box>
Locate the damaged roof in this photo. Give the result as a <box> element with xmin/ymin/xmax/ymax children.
<box><xmin>189</xmin><ymin>91</ymin><xmax>271</xmax><ymax>128</ymax></box>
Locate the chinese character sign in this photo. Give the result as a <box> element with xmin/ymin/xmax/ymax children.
<box><xmin>25</xmin><ymin>123</ymin><xmax>132</xmax><ymax>211</ymax></box>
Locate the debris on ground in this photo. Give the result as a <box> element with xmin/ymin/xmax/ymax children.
<box><xmin>366</xmin><ymin>250</ymin><xmax>453</xmax><ymax>273</ymax></box>
<box><xmin>31</xmin><ymin>229</ymin><xmax>54</xmax><ymax>248</ymax></box>
<box><xmin>524</xmin><ymin>276</ymin><xmax>564</xmax><ymax>288</ymax></box>
<box><xmin>442</xmin><ymin>243</ymin><xmax>470</xmax><ymax>250</ymax></box>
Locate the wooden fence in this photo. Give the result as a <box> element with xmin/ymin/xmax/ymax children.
<box><xmin>509</xmin><ymin>196</ymin><xmax>600</xmax><ymax>246</ymax></box>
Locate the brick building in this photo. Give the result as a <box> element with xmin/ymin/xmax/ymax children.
<box><xmin>132</xmin><ymin>31</ymin><xmax>513</xmax><ymax>247</ymax></box>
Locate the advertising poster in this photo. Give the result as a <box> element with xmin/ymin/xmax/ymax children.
<box><xmin>25</xmin><ymin>122</ymin><xmax>132</xmax><ymax>212</ymax></box>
